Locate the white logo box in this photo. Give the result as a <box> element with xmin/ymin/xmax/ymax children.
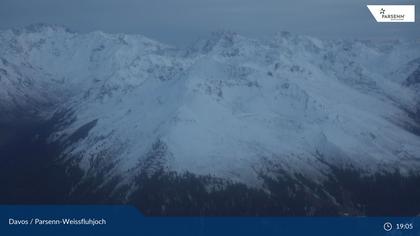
<box><xmin>367</xmin><ymin>5</ymin><xmax>415</xmax><ymax>22</ymax></box>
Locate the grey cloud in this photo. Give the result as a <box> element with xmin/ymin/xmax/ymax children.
<box><xmin>0</xmin><ymin>0</ymin><xmax>419</xmax><ymax>46</ymax></box>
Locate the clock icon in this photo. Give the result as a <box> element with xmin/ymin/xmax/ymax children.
<box><xmin>384</xmin><ymin>222</ymin><xmax>393</xmax><ymax>232</ymax></box>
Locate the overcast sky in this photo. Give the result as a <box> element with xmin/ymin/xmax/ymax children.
<box><xmin>0</xmin><ymin>0</ymin><xmax>419</xmax><ymax>46</ymax></box>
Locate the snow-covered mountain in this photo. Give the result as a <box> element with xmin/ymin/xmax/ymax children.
<box><xmin>1</xmin><ymin>24</ymin><xmax>420</xmax><ymax>198</ymax></box>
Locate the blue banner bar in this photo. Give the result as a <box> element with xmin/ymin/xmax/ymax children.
<box><xmin>0</xmin><ymin>205</ymin><xmax>419</xmax><ymax>236</ymax></box>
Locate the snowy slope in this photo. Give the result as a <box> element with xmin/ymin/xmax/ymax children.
<box><xmin>1</xmin><ymin>25</ymin><xmax>420</xmax><ymax>189</ymax></box>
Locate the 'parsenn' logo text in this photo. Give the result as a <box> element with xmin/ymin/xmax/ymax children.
<box><xmin>367</xmin><ymin>5</ymin><xmax>415</xmax><ymax>23</ymax></box>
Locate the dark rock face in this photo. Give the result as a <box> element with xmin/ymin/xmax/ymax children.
<box><xmin>0</xmin><ymin>119</ymin><xmax>68</xmax><ymax>203</ymax></box>
<box><xmin>414</xmin><ymin>102</ymin><xmax>420</xmax><ymax>124</ymax></box>
<box><xmin>405</xmin><ymin>65</ymin><xmax>420</xmax><ymax>87</ymax></box>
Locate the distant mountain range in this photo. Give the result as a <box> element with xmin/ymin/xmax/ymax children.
<box><xmin>1</xmin><ymin>24</ymin><xmax>420</xmax><ymax>215</ymax></box>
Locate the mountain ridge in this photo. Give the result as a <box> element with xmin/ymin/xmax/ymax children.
<box><xmin>1</xmin><ymin>25</ymin><xmax>420</xmax><ymax>192</ymax></box>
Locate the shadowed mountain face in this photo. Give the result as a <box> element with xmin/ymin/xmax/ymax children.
<box><xmin>1</xmin><ymin>25</ymin><xmax>420</xmax><ymax>216</ymax></box>
<box><xmin>0</xmin><ymin>120</ymin><xmax>65</xmax><ymax>203</ymax></box>
<box><xmin>1</xmin><ymin>119</ymin><xmax>420</xmax><ymax>216</ymax></box>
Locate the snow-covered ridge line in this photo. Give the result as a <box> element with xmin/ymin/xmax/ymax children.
<box><xmin>1</xmin><ymin>24</ymin><xmax>420</xmax><ymax>187</ymax></box>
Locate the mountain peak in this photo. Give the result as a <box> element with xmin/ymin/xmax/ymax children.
<box><xmin>187</xmin><ymin>30</ymin><xmax>239</xmax><ymax>53</ymax></box>
<box><xmin>12</xmin><ymin>23</ymin><xmax>73</xmax><ymax>35</ymax></box>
